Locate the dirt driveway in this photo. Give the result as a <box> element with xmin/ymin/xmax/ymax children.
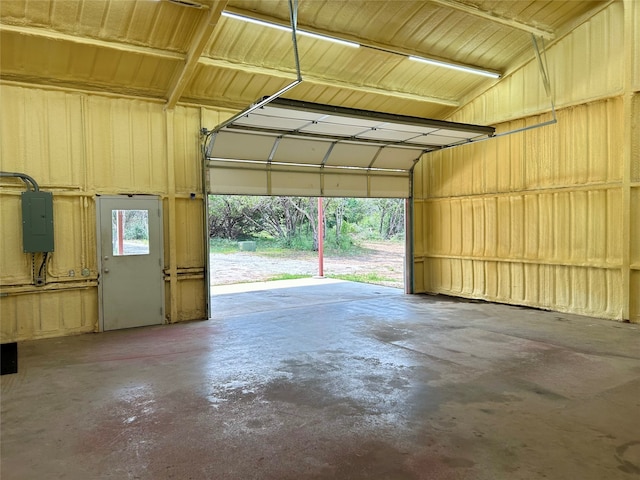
<box><xmin>210</xmin><ymin>241</ymin><xmax>405</xmax><ymax>289</ymax></box>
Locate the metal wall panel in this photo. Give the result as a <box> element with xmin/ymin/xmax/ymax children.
<box><xmin>175</xmin><ymin>278</ymin><xmax>206</xmax><ymax>322</ymax></box>
<box><xmin>415</xmin><ymin>99</ymin><xmax>627</xmax><ymax>320</ymax></box>
<box><xmin>0</xmin><ymin>85</ymin><xmax>85</xmax><ymax>186</ymax></box>
<box><xmin>634</xmin><ymin>94</ymin><xmax>640</xmax><ymax>183</ymax></box>
<box><xmin>422</xmin><ymin>188</ymin><xmax>622</xmax><ymax>267</ymax></box>
<box><xmin>425</xmin><ymin>99</ymin><xmax>623</xmax><ymax>199</ymax></box>
<box><xmin>86</xmin><ymin>96</ymin><xmax>169</xmax><ymax>191</ymax></box>
<box><xmin>413</xmin><ymin>3</ymin><xmax>637</xmax><ymax>321</ymax></box>
<box><xmin>175</xmin><ymin>198</ymin><xmax>204</xmax><ymax>269</ymax></box>
<box><xmin>0</xmin><ymin>288</ymin><xmax>97</xmax><ymax>340</ymax></box>
<box><xmin>0</xmin><ymin>195</ymin><xmax>31</xmax><ymax>285</ymax></box>
<box><xmin>632</xmin><ymin>185</ymin><xmax>640</xmax><ymax>322</ymax></box>
<box><xmin>173</xmin><ymin>106</ymin><xmax>202</xmax><ymax>193</ymax></box>
<box><xmin>634</xmin><ymin>0</ymin><xmax>640</xmax><ymax>93</ymax></box>
<box><xmin>0</xmin><ymin>84</ymin><xmax>207</xmax><ymax>342</ymax></box>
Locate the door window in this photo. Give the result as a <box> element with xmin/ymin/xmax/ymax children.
<box><xmin>111</xmin><ymin>209</ymin><xmax>150</xmax><ymax>256</ymax></box>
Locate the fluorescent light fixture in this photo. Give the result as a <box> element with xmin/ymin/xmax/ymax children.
<box><xmin>222</xmin><ymin>11</ymin><xmax>359</xmax><ymax>48</ymax></box>
<box><xmin>221</xmin><ymin>11</ymin><xmax>290</xmax><ymax>32</ymax></box>
<box><xmin>409</xmin><ymin>55</ymin><xmax>500</xmax><ymax>79</ymax></box>
<box><xmin>298</xmin><ymin>31</ymin><xmax>359</xmax><ymax>48</ymax></box>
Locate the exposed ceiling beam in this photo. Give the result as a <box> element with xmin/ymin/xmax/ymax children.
<box><xmin>222</xmin><ymin>6</ymin><xmax>500</xmax><ymax>77</ymax></box>
<box><xmin>428</xmin><ymin>0</ymin><xmax>555</xmax><ymax>40</ymax></box>
<box><xmin>198</xmin><ymin>57</ymin><xmax>459</xmax><ymax>107</ymax></box>
<box><xmin>165</xmin><ymin>0</ymin><xmax>227</xmax><ymax>109</ymax></box>
<box><xmin>0</xmin><ymin>23</ymin><xmax>184</xmax><ymax>60</ymax></box>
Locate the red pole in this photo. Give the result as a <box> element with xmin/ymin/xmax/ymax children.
<box><xmin>318</xmin><ymin>197</ymin><xmax>324</xmax><ymax>277</ymax></box>
<box><xmin>117</xmin><ymin>210</ymin><xmax>124</xmax><ymax>255</ymax></box>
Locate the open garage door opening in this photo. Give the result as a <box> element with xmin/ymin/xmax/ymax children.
<box><xmin>203</xmin><ymin>98</ymin><xmax>494</xmax><ymax>313</ymax></box>
<box><xmin>208</xmin><ymin>195</ymin><xmax>408</xmax><ymax>293</ymax></box>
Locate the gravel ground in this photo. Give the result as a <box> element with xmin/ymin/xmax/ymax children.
<box><xmin>210</xmin><ymin>241</ymin><xmax>405</xmax><ymax>289</ymax></box>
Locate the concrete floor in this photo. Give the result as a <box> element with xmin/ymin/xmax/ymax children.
<box><xmin>2</xmin><ymin>279</ymin><xmax>640</xmax><ymax>480</ymax></box>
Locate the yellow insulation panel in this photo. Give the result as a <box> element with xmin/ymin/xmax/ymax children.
<box><xmin>0</xmin><ymin>194</ymin><xmax>31</xmax><ymax>285</ymax></box>
<box><xmin>85</xmin><ymin>95</ymin><xmax>168</xmax><ymax>192</ymax></box>
<box><xmin>172</xmin><ymin>106</ymin><xmax>202</xmax><ymax>193</ymax></box>
<box><xmin>165</xmin><ymin>277</ymin><xmax>206</xmax><ymax>323</ymax></box>
<box><xmin>421</xmin><ymin>258</ymin><xmax>623</xmax><ymax>319</ymax></box>
<box><xmin>632</xmin><ymin>188</ymin><xmax>640</xmax><ymax>268</ymax></box>
<box><xmin>635</xmin><ymin>1</ymin><xmax>640</xmax><ymax>92</ymax></box>
<box><xmin>0</xmin><ymin>288</ymin><xmax>97</xmax><ymax>342</ymax></box>
<box><xmin>421</xmin><ymin>188</ymin><xmax>622</xmax><ymax>267</ymax></box>
<box><xmin>175</xmin><ymin>278</ymin><xmax>206</xmax><ymax>322</ymax></box>
<box><xmin>423</xmin><ymin>99</ymin><xmax>623</xmax><ymax>199</ymax></box>
<box><xmin>175</xmin><ymin>198</ymin><xmax>204</xmax><ymax>268</ymax></box>
<box><xmin>631</xmin><ymin>272</ymin><xmax>640</xmax><ymax>324</ymax></box>
<box><xmin>413</xmin><ymin>1</ymin><xmax>635</xmax><ymax>322</ymax></box>
<box><xmin>414</xmin><ymin>103</ymin><xmax>629</xmax><ymax>320</ymax></box>
<box><xmin>1</xmin><ymin>84</ymin><xmax>210</xmax><ymax>341</ymax></box>
<box><xmin>1</xmin><ymin>86</ymin><xmax>85</xmax><ymax>186</ymax></box>
<box><xmin>633</xmin><ymin>93</ymin><xmax>640</xmax><ymax>183</ymax></box>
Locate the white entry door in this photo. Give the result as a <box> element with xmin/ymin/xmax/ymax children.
<box><xmin>97</xmin><ymin>196</ymin><xmax>164</xmax><ymax>331</ymax></box>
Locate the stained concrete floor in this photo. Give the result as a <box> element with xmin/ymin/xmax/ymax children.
<box><xmin>2</xmin><ymin>279</ymin><xmax>640</xmax><ymax>480</ymax></box>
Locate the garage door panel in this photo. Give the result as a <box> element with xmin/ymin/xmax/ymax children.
<box><xmin>273</xmin><ymin>137</ymin><xmax>332</xmax><ymax>164</ymax></box>
<box><xmin>209</xmin><ymin>131</ymin><xmax>275</xmax><ymax>161</ymax></box>
<box><xmin>204</xmin><ymin>98</ymin><xmax>494</xmax><ymax>199</ymax></box>
<box><xmin>357</xmin><ymin>128</ymin><xmax>422</xmax><ymax>142</ymax></box>
<box><xmin>271</xmin><ymin>171</ymin><xmax>321</xmax><ymax>196</ymax></box>
<box><xmin>370</xmin><ymin>175</ymin><xmax>410</xmax><ymax>198</ymax></box>
<box><xmin>323</xmin><ymin>173</ymin><xmax>369</xmax><ymax>197</ymax></box>
<box><xmin>300</xmin><ymin>122</ymin><xmax>369</xmax><ymax>137</ymax></box>
<box><xmin>372</xmin><ymin>147</ymin><xmax>421</xmax><ymax>170</ymax></box>
<box><xmin>208</xmin><ymin>168</ymin><xmax>268</xmax><ymax>195</ymax></box>
<box><xmin>325</xmin><ymin>143</ymin><xmax>380</xmax><ymax>168</ymax></box>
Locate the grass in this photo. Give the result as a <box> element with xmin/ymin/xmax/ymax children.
<box><xmin>328</xmin><ymin>272</ymin><xmax>396</xmax><ymax>284</ymax></box>
<box><xmin>210</xmin><ymin>238</ymin><xmax>296</xmax><ymax>255</ymax></box>
<box><xmin>209</xmin><ymin>236</ymin><xmax>372</xmax><ymax>256</ymax></box>
<box><xmin>264</xmin><ymin>273</ymin><xmax>312</xmax><ymax>281</ymax></box>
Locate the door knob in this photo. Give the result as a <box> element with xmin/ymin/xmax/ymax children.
<box><xmin>104</xmin><ymin>269</ymin><xmax>110</xmax><ymax>273</ymax></box>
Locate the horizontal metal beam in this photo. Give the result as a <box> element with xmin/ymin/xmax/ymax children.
<box><xmin>428</xmin><ymin>0</ymin><xmax>555</xmax><ymax>40</ymax></box>
<box><xmin>0</xmin><ymin>23</ymin><xmax>184</xmax><ymax>60</ymax></box>
<box><xmin>267</xmin><ymin>97</ymin><xmax>494</xmax><ymax>134</ymax></box>
<box><xmin>198</xmin><ymin>57</ymin><xmax>459</xmax><ymax>107</ymax></box>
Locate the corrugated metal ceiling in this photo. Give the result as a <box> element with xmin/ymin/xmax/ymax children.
<box><xmin>0</xmin><ymin>0</ymin><xmax>609</xmax><ymax>119</ymax></box>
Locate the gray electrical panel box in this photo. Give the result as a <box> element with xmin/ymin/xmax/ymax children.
<box><xmin>21</xmin><ymin>191</ymin><xmax>54</xmax><ymax>253</ymax></box>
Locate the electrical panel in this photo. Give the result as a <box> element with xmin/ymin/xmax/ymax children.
<box><xmin>21</xmin><ymin>191</ymin><xmax>54</xmax><ymax>253</ymax></box>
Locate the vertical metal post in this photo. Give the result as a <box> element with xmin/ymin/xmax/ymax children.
<box><xmin>318</xmin><ymin>197</ymin><xmax>324</xmax><ymax>277</ymax></box>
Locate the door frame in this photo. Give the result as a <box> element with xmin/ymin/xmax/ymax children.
<box><xmin>96</xmin><ymin>194</ymin><xmax>165</xmax><ymax>332</ymax></box>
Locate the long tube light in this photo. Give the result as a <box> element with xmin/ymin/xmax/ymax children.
<box><xmin>408</xmin><ymin>55</ymin><xmax>500</xmax><ymax>79</ymax></box>
<box><xmin>222</xmin><ymin>10</ymin><xmax>500</xmax><ymax>79</ymax></box>
<box><xmin>221</xmin><ymin>11</ymin><xmax>360</xmax><ymax>48</ymax></box>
